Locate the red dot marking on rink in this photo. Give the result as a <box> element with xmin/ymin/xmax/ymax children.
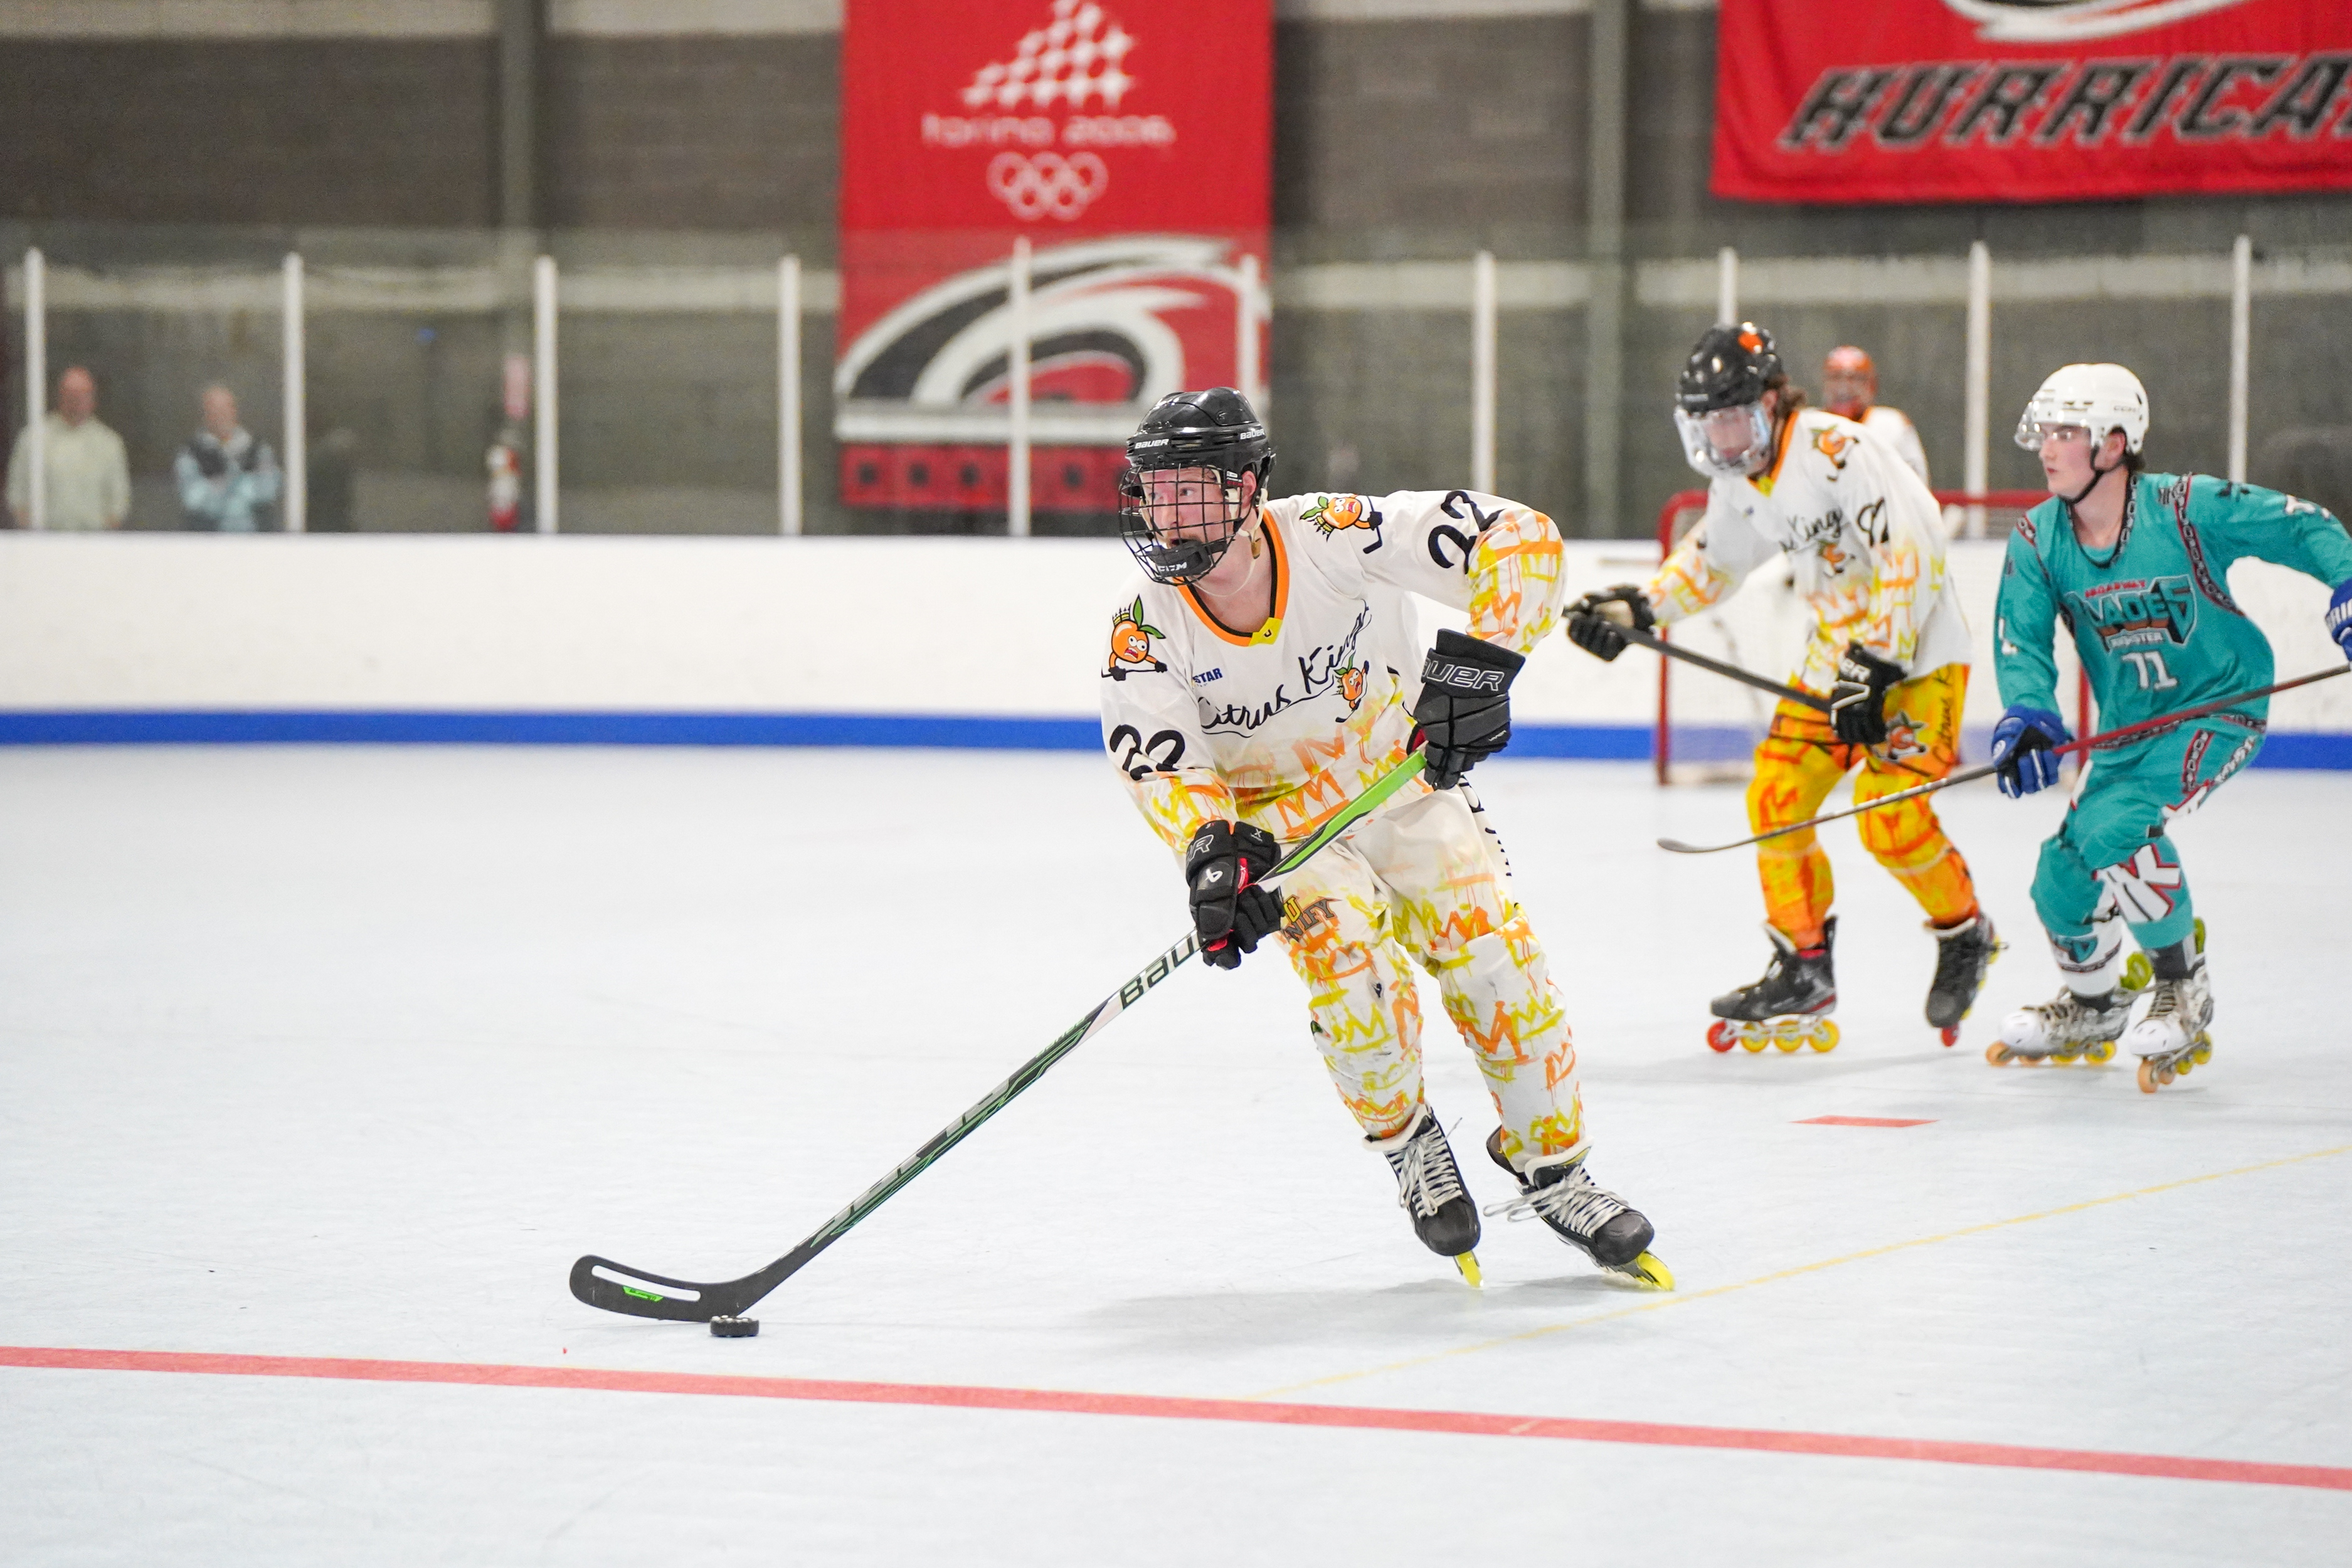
<box><xmin>4</xmin><ymin>1345</ymin><xmax>2347</xmax><ymax>1493</ymax></box>
<box><xmin>1795</xmin><ymin>1116</ymin><xmax>1937</xmax><ymax>1127</ymax></box>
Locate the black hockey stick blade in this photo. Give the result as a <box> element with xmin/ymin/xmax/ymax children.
<box><xmin>1656</xmin><ymin>664</ymin><xmax>2349</xmax><ymax>856</ymax></box>
<box><xmin>569</xmin><ymin>1247</ymin><xmax>812</xmax><ymax>1323</ymax></box>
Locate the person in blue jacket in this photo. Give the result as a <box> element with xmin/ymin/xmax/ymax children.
<box><xmin>1988</xmin><ymin>363</ymin><xmax>2352</xmax><ymax>1091</ymax></box>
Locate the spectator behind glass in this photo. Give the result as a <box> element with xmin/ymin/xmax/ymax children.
<box><xmin>6</xmin><ymin>366</ymin><xmax>132</xmax><ymax>529</ymax></box>
<box><xmin>175</xmin><ymin>384</ymin><xmax>281</xmax><ymax>532</ymax></box>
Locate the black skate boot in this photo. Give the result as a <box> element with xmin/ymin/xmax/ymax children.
<box><xmin>1370</xmin><ymin>1106</ymin><xmax>1482</xmax><ymax>1284</ymax></box>
<box><xmin>1484</xmin><ymin>1132</ymin><xmax>1672</xmax><ymax>1290</ymax></box>
<box><xmin>1706</xmin><ymin>917</ymin><xmax>1838</xmax><ymax>1054</ymax></box>
<box><xmin>1926</xmin><ymin>913</ymin><xmax>2001</xmax><ymax>1044</ymax></box>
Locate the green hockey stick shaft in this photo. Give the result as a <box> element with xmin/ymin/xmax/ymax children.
<box><xmin>570</xmin><ymin>750</ymin><xmax>1429</xmax><ymax>1322</ymax></box>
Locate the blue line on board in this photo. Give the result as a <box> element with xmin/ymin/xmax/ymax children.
<box><xmin>0</xmin><ymin>711</ymin><xmax>2344</xmax><ymax>768</ymax></box>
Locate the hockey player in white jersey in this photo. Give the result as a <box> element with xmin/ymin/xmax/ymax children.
<box><xmin>1565</xmin><ymin>324</ymin><xmax>1997</xmax><ymax>1051</ymax></box>
<box><xmin>1100</xmin><ymin>387</ymin><xmax>1668</xmax><ymax>1290</ymax></box>
<box><xmin>1822</xmin><ymin>344</ymin><xmax>1932</xmax><ymax>488</ymax></box>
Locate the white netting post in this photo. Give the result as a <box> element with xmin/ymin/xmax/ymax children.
<box><xmin>1716</xmin><ymin>246</ymin><xmax>1738</xmax><ymax>327</ymax></box>
<box><xmin>24</xmin><ymin>247</ymin><xmax>45</xmax><ymax>532</ymax></box>
<box><xmin>1471</xmin><ymin>250</ymin><xmax>1496</xmax><ymax>494</ymax></box>
<box><xmin>2227</xmin><ymin>235</ymin><xmax>2250</xmax><ymax>484</ymax></box>
<box><xmin>1008</xmin><ymin>237</ymin><xmax>1031</xmax><ymax>539</ymax></box>
<box><xmin>779</xmin><ymin>254</ymin><xmax>802</xmax><ymax>536</ymax></box>
<box><xmin>1237</xmin><ymin>251</ymin><xmax>1261</xmax><ymax>413</ymax></box>
<box><xmin>534</xmin><ymin>254</ymin><xmax>558</xmax><ymax>534</ymax></box>
<box><xmin>1963</xmin><ymin>240</ymin><xmax>1991</xmax><ymax>541</ymax></box>
<box><xmin>282</xmin><ymin>253</ymin><xmax>306</xmax><ymax>533</ymax></box>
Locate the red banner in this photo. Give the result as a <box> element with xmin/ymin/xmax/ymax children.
<box><xmin>838</xmin><ymin>0</ymin><xmax>1271</xmax><ymax>512</ymax></box>
<box><xmin>1712</xmin><ymin>0</ymin><xmax>2352</xmax><ymax>204</ymax></box>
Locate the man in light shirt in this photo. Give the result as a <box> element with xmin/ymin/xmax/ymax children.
<box><xmin>6</xmin><ymin>366</ymin><xmax>132</xmax><ymax>530</ymax></box>
<box><xmin>1823</xmin><ymin>345</ymin><xmax>1931</xmax><ymax>488</ymax></box>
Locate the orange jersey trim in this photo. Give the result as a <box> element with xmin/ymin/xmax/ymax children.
<box><xmin>1179</xmin><ymin>514</ymin><xmax>1290</xmax><ymax>647</ymax></box>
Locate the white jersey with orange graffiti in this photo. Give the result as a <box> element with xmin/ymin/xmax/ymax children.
<box><xmin>1101</xmin><ymin>488</ymin><xmax>1565</xmax><ymax>854</ymax></box>
<box><xmin>1647</xmin><ymin>407</ymin><xmax>1969</xmax><ymax>697</ymax></box>
<box><xmin>1861</xmin><ymin>404</ymin><xmax>1931</xmax><ymax>488</ymax></box>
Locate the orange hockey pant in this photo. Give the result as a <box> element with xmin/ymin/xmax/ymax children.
<box><xmin>1745</xmin><ymin>663</ymin><xmax>1980</xmax><ymax>949</ymax></box>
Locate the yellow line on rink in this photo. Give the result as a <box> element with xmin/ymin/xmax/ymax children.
<box><xmin>1247</xmin><ymin>1140</ymin><xmax>2352</xmax><ymax>1401</ymax></box>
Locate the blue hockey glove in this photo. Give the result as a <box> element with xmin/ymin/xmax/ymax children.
<box><xmin>1990</xmin><ymin>706</ymin><xmax>2070</xmax><ymax>798</ymax></box>
<box><xmin>2328</xmin><ymin>579</ymin><xmax>2352</xmax><ymax>664</ymax></box>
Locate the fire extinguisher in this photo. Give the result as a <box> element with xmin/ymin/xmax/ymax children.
<box><xmin>487</xmin><ymin>422</ymin><xmax>523</xmax><ymax>532</ymax></box>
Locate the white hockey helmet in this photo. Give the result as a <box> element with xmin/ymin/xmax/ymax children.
<box><xmin>2015</xmin><ymin>363</ymin><xmax>2149</xmax><ymax>457</ymax></box>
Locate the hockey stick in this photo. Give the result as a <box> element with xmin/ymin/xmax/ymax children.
<box><xmin>570</xmin><ymin>750</ymin><xmax>1431</xmax><ymax>1323</ymax></box>
<box><xmin>1614</xmin><ymin>621</ymin><xmax>1831</xmax><ymax>712</ymax></box>
<box><xmin>1656</xmin><ymin>664</ymin><xmax>2349</xmax><ymax>856</ymax></box>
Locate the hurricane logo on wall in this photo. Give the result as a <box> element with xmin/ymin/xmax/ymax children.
<box><xmin>1940</xmin><ymin>0</ymin><xmax>2255</xmax><ymax>41</ymax></box>
<box><xmin>837</xmin><ymin>236</ymin><xmax>1260</xmax><ymax>446</ymax></box>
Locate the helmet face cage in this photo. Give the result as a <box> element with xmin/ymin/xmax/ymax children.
<box><xmin>1118</xmin><ymin>458</ymin><xmax>1259</xmax><ymax>585</ymax></box>
<box><xmin>1675</xmin><ymin>400</ymin><xmax>1776</xmax><ymax>480</ymax></box>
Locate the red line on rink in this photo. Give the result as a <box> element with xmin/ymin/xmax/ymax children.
<box><xmin>1796</xmin><ymin>1116</ymin><xmax>1936</xmax><ymax>1127</ymax></box>
<box><xmin>5</xmin><ymin>1344</ymin><xmax>2345</xmax><ymax>1493</ymax></box>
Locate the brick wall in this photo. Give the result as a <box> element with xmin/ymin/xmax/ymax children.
<box><xmin>0</xmin><ymin>40</ymin><xmax>497</xmax><ymax>227</ymax></box>
<box><xmin>543</xmin><ymin>35</ymin><xmax>836</xmax><ymax>233</ymax></box>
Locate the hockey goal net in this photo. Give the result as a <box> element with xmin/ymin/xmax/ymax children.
<box><xmin>1652</xmin><ymin>487</ymin><xmax>2056</xmax><ymax>786</ymax></box>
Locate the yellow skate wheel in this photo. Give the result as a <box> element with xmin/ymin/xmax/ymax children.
<box><xmin>2174</xmin><ymin>1057</ymin><xmax>2194</xmax><ymax>1078</ymax></box>
<box><xmin>1740</xmin><ymin>1032</ymin><xmax>1768</xmax><ymax>1054</ymax></box>
<box><xmin>1985</xmin><ymin>1041</ymin><xmax>2014</xmax><ymax>1066</ymax></box>
<box><xmin>2191</xmin><ymin>1039</ymin><xmax>2212</xmax><ymax>1065</ymax></box>
<box><xmin>1774</xmin><ymin>1030</ymin><xmax>1804</xmax><ymax>1053</ymax></box>
<box><xmin>2122</xmin><ymin>951</ymin><xmax>2153</xmax><ymax>992</ymax></box>
<box><xmin>1454</xmin><ymin>1251</ymin><xmax>1483</xmax><ymax>1289</ymax></box>
<box><xmin>2085</xmin><ymin>1040</ymin><xmax>2116</xmax><ymax>1064</ymax></box>
<box><xmin>1614</xmin><ymin>1251</ymin><xmax>1675</xmax><ymax>1291</ymax></box>
<box><xmin>1809</xmin><ymin>1020</ymin><xmax>1840</xmax><ymax>1053</ymax></box>
<box><xmin>2052</xmin><ymin>1044</ymin><xmax>2084</xmax><ymax>1065</ymax></box>
<box><xmin>2137</xmin><ymin>1059</ymin><xmax>2162</xmax><ymax>1094</ymax></box>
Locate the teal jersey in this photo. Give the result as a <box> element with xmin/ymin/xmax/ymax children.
<box><xmin>1995</xmin><ymin>473</ymin><xmax>2352</xmax><ymax>738</ymax></box>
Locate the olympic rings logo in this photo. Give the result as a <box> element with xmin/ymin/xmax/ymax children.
<box><xmin>987</xmin><ymin>151</ymin><xmax>1108</xmax><ymax>221</ymax></box>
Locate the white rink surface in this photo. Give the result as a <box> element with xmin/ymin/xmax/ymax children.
<box><xmin>3</xmin><ymin>745</ymin><xmax>2349</xmax><ymax>1565</ymax></box>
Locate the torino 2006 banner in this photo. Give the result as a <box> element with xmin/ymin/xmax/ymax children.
<box><xmin>837</xmin><ymin>0</ymin><xmax>1271</xmax><ymax>516</ymax></box>
<box><xmin>1713</xmin><ymin>0</ymin><xmax>2352</xmax><ymax>204</ymax></box>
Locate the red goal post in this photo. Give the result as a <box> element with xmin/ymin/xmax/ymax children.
<box><xmin>1650</xmin><ymin>487</ymin><xmax>2081</xmax><ymax>785</ymax></box>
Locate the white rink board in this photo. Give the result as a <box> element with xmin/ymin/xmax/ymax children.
<box><xmin>0</xmin><ymin>532</ymin><xmax>2344</xmax><ymax>738</ymax></box>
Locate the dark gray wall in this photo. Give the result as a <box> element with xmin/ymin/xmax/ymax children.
<box><xmin>3</xmin><ymin>12</ymin><xmax>2346</xmax><ymax>535</ymax></box>
<box><xmin>0</xmin><ymin>41</ymin><xmax>497</xmax><ymax>228</ymax></box>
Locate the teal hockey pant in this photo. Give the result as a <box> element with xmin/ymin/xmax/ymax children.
<box><xmin>2030</xmin><ymin>718</ymin><xmax>2262</xmax><ymax>983</ymax></box>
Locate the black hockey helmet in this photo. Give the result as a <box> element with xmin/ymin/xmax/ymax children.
<box><xmin>1118</xmin><ymin>388</ymin><xmax>1276</xmax><ymax>585</ymax></box>
<box><xmin>1676</xmin><ymin>322</ymin><xmax>1784</xmax><ymax>415</ymax></box>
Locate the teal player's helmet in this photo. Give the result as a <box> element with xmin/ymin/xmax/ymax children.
<box><xmin>2016</xmin><ymin>364</ymin><xmax>2149</xmax><ymax>456</ymax></box>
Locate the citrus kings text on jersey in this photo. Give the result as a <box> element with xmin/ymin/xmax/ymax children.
<box><xmin>1099</xmin><ymin>487</ymin><xmax>1565</xmax><ymax>852</ymax></box>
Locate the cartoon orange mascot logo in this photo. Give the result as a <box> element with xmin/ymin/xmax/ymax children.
<box><xmin>1302</xmin><ymin>493</ymin><xmax>1384</xmax><ymax>553</ymax></box>
<box><xmin>1105</xmin><ymin>596</ymin><xmax>1168</xmax><ymax>682</ymax></box>
<box><xmin>1810</xmin><ymin>425</ymin><xmax>1855</xmax><ymax>472</ymax></box>
<box><xmin>1337</xmin><ymin>664</ymin><xmax>1365</xmax><ymax>709</ymax></box>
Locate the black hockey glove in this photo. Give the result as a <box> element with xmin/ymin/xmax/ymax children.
<box><xmin>1185</xmin><ymin>819</ymin><xmax>1283</xmax><ymax>972</ymax></box>
<box><xmin>1564</xmin><ymin>584</ymin><xmax>1656</xmax><ymax>662</ymax></box>
<box><xmin>1828</xmin><ymin>643</ymin><xmax>1905</xmax><ymax>746</ymax></box>
<box><xmin>1412</xmin><ymin>628</ymin><xmax>1526</xmax><ymax>790</ymax></box>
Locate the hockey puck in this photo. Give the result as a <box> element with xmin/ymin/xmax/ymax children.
<box><xmin>709</xmin><ymin>1315</ymin><xmax>760</xmax><ymax>1338</ymax></box>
